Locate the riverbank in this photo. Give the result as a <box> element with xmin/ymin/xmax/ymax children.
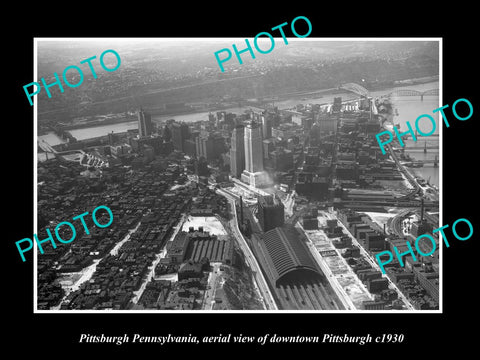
<box><xmin>42</xmin><ymin>76</ymin><xmax>439</xmax><ymax>134</ymax></box>
<box><xmin>39</xmin><ymin>79</ymin><xmax>440</xmax><ymax>152</ymax></box>
<box><xmin>388</xmin><ymin>93</ymin><xmax>440</xmax><ymax>187</ymax></box>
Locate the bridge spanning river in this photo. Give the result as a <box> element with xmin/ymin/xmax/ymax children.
<box><xmin>388</xmin><ymin>88</ymin><xmax>439</xmax><ymax>100</ymax></box>
<box><xmin>340</xmin><ymin>82</ymin><xmax>438</xmax><ymax>101</ymax></box>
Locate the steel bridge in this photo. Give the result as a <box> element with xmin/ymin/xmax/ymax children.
<box><xmin>388</xmin><ymin>88</ymin><xmax>438</xmax><ymax>100</ymax></box>
<box><xmin>340</xmin><ymin>82</ymin><xmax>439</xmax><ymax>101</ymax></box>
<box><xmin>403</xmin><ymin>159</ymin><xmax>439</xmax><ymax>168</ymax></box>
<box><xmin>339</xmin><ymin>83</ymin><xmax>370</xmax><ymax>97</ymax></box>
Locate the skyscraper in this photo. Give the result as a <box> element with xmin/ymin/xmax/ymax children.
<box><xmin>244</xmin><ymin>121</ymin><xmax>264</xmax><ymax>173</ymax></box>
<box><xmin>196</xmin><ymin>133</ymin><xmax>225</xmax><ymax>161</ymax></box>
<box><xmin>257</xmin><ymin>195</ymin><xmax>285</xmax><ymax>232</ymax></box>
<box><xmin>241</xmin><ymin>121</ymin><xmax>269</xmax><ymax>187</ymax></box>
<box><xmin>171</xmin><ymin>122</ymin><xmax>190</xmax><ymax>152</ymax></box>
<box><xmin>108</xmin><ymin>131</ymin><xmax>117</xmax><ymax>146</ymax></box>
<box><xmin>230</xmin><ymin>124</ymin><xmax>245</xmax><ymax>178</ymax></box>
<box><xmin>184</xmin><ymin>131</ymin><xmax>199</xmax><ymax>157</ymax></box>
<box><xmin>196</xmin><ymin>135</ymin><xmax>214</xmax><ymax>160</ymax></box>
<box><xmin>163</xmin><ymin>125</ymin><xmax>172</xmax><ymax>142</ymax></box>
<box><xmin>138</xmin><ymin>109</ymin><xmax>153</xmax><ymax>137</ymax></box>
<box><xmin>261</xmin><ymin>114</ymin><xmax>272</xmax><ymax>139</ymax></box>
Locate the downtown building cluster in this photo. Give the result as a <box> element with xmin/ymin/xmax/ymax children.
<box><xmin>38</xmin><ymin>91</ymin><xmax>439</xmax><ymax>311</ymax></box>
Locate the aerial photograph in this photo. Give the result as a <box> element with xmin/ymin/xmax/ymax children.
<box><xmin>34</xmin><ymin>38</ymin><xmax>440</xmax><ymax>312</ymax></box>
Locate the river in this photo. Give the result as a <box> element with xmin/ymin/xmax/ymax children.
<box><xmin>38</xmin><ymin>106</ymin><xmax>264</xmax><ymax>146</ymax></box>
<box><xmin>38</xmin><ymin>81</ymin><xmax>440</xmax><ymax>186</ymax></box>
<box><xmin>389</xmin><ymin>95</ymin><xmax>440</xmax><ymax>187</ymax></box>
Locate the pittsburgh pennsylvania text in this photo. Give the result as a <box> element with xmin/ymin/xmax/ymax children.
<box><xmin>35</xmin><ymin>38</ymin><xmax>440</xmax><ymax>311</ymax></box>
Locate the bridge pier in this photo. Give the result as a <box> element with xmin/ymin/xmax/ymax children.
<box><xmin>421</xmin><ymin>94</ymin><xmax>424</xmax><ymax>101</ymax></box>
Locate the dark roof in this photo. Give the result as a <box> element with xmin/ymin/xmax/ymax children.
<box><xmin>260</xmin><ymin>225</ymin><xmax>321</xmax><ymax>286</ymax></box>
<box><xmin>179</xmin><ymin>261</ymin><xmax>202</xmax><ymax>274</ymax></box>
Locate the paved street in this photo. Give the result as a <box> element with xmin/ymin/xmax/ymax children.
<box><xmin>217</xmin><ymin>188</ymin><xmax>278</xmax><ymax>310</ymax></box>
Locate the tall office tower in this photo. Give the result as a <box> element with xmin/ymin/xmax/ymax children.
<box><xmin>196</xmin><ymin>133</ymin><xmax>224</xmax><ymax>161</ymax></box>
<box><xmin>230</xmin><ymin>124</ymin><xmax>245</xmax><ymax>178</ymax></box>
<box><xmin>184</xmin><ymin>131</ymin><xmax>199</xmax><ymax>157</ymax></box>
<box><xmin>257</xmin><ymin>195</ymin><xmax>285</xmax><ymax>232</ymax></box>
<box><xmin>196</xmin><ymin>135</ymin><xmax>214</xmax><ymax>161</ymax></box>
<box><xmin>138</xmin><ymin>109</ymin><xmax>153</xmax><ymax>137</ymax></box>
<box><xmin>261</xmin><ymin>114</ymin><xmax>272</xmax><ymax>139</ymax></box>
<box><xmin>163</xmin><ymin>125</ymin><xmax>172</xmax><ymax>142</ymax></box>
<box><xmin>108</xmin><ymin>131</ymin><xmax>117</xmax><ymax>146</ymax></box>
<box><xmin>212</xmin><ymin>134</ymin><xmax>226</xmax><ymax>156</ymax></box>
<box><xmin>241</xmin><ymin>121</ymin><xmax>269</xmax><ymax>187</ymax></box>
<box><xmin>171</xmin><ymin>122</ymin><xmax>190</xmax><ymax>153</ymax></box>
<box><xmin>244</xmin><ymin>121</ymin><xmax>264</xmax><ymax>173</ymax></box>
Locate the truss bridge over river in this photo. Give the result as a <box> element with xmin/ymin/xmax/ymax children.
<box><xmin>387</xmin><ymin>88</ymin><xmax>438</xmax><ymax>101</ymax></box>
<box><xmin>340</xmin><ymin>82</ymin><xmax>438</xmax><ymax>101</ymax></box>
